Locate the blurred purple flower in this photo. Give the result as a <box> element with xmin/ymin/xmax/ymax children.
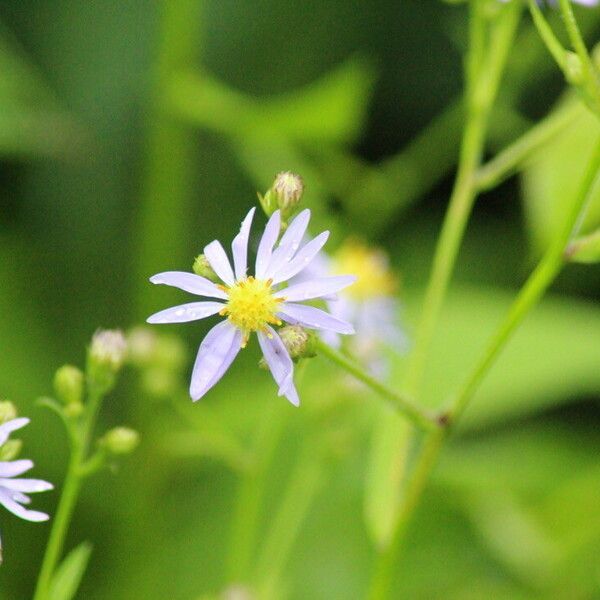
<box><xmin>500</xmin><ymin>0</ymin><xmax>598</xmax><ymax>5</ymax></box>
<box><xmin>0</xmin><ymin>418</ymin><xmax>53</xmax><ymax>560</ymax></box>
<box><xmin>147</xmin><ymin>208</ymin><xmax>355</xmax><ymax>406</ymax></box>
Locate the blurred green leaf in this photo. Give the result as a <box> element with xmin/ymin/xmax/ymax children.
<box><xmin>0</xmin><ymin>27</ymin><xmax>79</xmax><ymax>158</ymax></box>
<box><xmin>400</xmin><ymin>285</ymin><xmax>600</xmax><ymax>427</ymax></box>
<box><xmin>48</xmin><ymin>541</ymin><xmax>92</xmax><ymax>600</ymax></box>
<box><xmin>363</xmin><ymin>408</ymin><xmax>410</xmax><ymax>550</ymax></box>
<box><xmin>522</xmin><ymin>98</ymin><xmax>600</xmax><ymax>256</ymax></box>
<box><xmin>170</xmin><ymin>56</ymin><xmax>375</xmax><ymax>144</ymax></box>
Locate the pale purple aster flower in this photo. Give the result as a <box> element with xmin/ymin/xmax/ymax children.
<box><xmin>0</xmin><ymin>418</ymin><xmax>53</xmax><ymax>559</ymax></box>
<box><xmin>147</xmin><ymin>208</ymin><xmax>356</xmax><ymax>406</ymax></box>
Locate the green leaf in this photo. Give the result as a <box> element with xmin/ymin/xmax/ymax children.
<box><xmin>400</xmin><ymin>285</ymin><xmax>600</xmax><ymax>428</ymax></box>
<box><xmin>363</xmin><ymin>408</ymin><xmax>411</xmax><ymax>549</ymax></box>
<box><xmin>522</xmin><ymin>96</ymin><xmax>600</xmax><ymax>256</ymax></box>
<box><xmin>169</xmin><ymin>56</ymin><xmax>375</xmax><ymax>144</ymax></box>
<box><xmin>48</xmin><ymin>542</ymin><xmax>93</xmax><ymax>600</ymax></box>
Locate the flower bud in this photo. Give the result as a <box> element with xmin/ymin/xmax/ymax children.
<box><xmin>259</xmin><ymin>171</ymin><xmax>305</xmax><ymax>221</ymax></box>
<box><xmin>272</xmin><ymin>171</ymin><xmax>304</xmax><ymax>212</ymax></box>
<box><xmin>0</xmin><ymin>401</ymin><xmax>17</xmax><ymax>424</ymax></box>
<box><xmin>278</xmin><ymin>325</ymin><xmax>316</xmax><ymax>361</ymax></box>
<box><xmin>565</xmin><ymin>51</ymin><xmax>584</xmax><ymax>86</ymax></box>
<box><xmin>0</xmin><ymin>439</ymin><xmax>22</xmax><ymax>461</ymax></box>
<box><xmin>101</xmin><ymin>427</ymin><xmax>140</xmax><ymax>455</ymax></box>
<box><xmin>193</xmin><ymin>254</ymin><xmax>219</xmax><ymax>282</ymax></box>
<box><xmin>54</xmin><ymin>365</ymin><xmax>84</xmax><ymax>406</ymax></box>
<box><xmin>87</xmin><ymin>329</ymin><xmax>127</xmax><ymax>395</ymax></box>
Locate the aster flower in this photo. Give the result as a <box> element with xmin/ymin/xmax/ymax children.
<box><xmin>0</xmin><ymin>418</ymin><xmax>53</xmax><ymax>558</ymax></box>
<box><xmin>147</xmin><ymin>208</ymin><xmax>356</xmax><ymax>406</ymax></box>
<box><xmin>292</xmin><ymin>240</ymin><xmax>406</xmax><ymax>379</ymax></box>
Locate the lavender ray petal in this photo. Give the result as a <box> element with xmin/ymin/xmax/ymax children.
<box><xmin>0</xmin><ymin>489</ymin><xmax>49</xmax><ymax>522</ymax></box>
<box><xmin>265</xmin><ymin>209</ymin><xmax>311</xmax><ymax>277</ymax></box>
<box><xmin>147</xmin><ymin>301</ymin><xmax>224</xmax><ymax>324</ymax></box>
<box><xmin>274</xmin><ymin>275</ymin><xmax>357</xmax><ymax>302</ymax></box>
<box><xmin>278</xmin><ymin>302</ymin><xmax>355</xmax><ymax>334</ymax></box>
<box><xmin>0</xmin><ymin>460</ymin><xmax>33</xmax><ymax>478</ymax></box>
<box><xmin>232</xmin><ymin>207</ymin><xmax>256</xmax><ymax>281</ymax></box>
<box><xmin>149</xmin><ymin>272</ymin><xmax>228</xmax><ymax>300</ymax></box>
<box><xmin>190</xmin><ymin>320</ymin><xmax>242</xmax><ymax>401</ymax></box>
<box><xmin>257</xmin><ymin>327</ymin><xmax>299</xmax><ymax>406</ymax></box>
<box><xmin>255</xmin><ymin>210</ymin><xmax>281</xmax><ymax>279</ymax></box>
<box><xmin>204</xmin><ymin>240</ymin><xmax>235</xmax><ymax>286</ymax></box>
<box><xmin>0</xmin><ymin>419</ymin><xmax>29</xmax><ymax>447</ymax></box>
<box><xmin>0</xmin><ymin>478</ymin><xmax>53</xmax><ymax>493</ymax></box>
<box><xmin>271</xmin><ymin>231</ymin><xmax>329</xmax><ymax>285</ymax></box>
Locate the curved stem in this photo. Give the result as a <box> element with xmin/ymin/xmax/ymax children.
<box><xmin>366</xmin><ymin>135</ymin><xmax>600</xmax><ymax>600</ymax></box>
<box><xmin>405</xmin><ymin>0</ymin><xmax>521</xmax><ymax>398</ymax></box>
<box><xmin>33</xmin><ymin>439</ymin><xmax>82</xmax><ymax>600</ymax></box>
<box><xmin>528</xmin><ymin>0</ymin><xmax>568</xmax><ymax>70</ymax></box>
<box><xmin>475</xmin><ymin>97</ymin><xmax>582</xmax><ymax>191</ymax></box>
<box><xmin>315</xmin><ymin>339</ymin><xmax>439</xmax><ymax>431</ymax></box>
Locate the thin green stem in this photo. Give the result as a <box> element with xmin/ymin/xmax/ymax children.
<box><xmin>33</xmin><ymin>387</ymin><xmax>107</xmax><ymax>599</ymax></box>
<box><xmin>558</xmin><ymin>0</ymin><xmax>597</xmax><ymax>81</ymax></box>
<box><xmin>133</xmin><ymin>0</ymin><xmax>202</xmax><ymax>319</ymax></box>
<box><xmin>476</xmin><ymin>97</ymin><xmax>582</xmax><ymax>191</ymax></box>
<box><xmin>33</xmin><ymin>441</ymin><xmax>82</xmax><ymax>600</ymax></box>
<box><xmin>450</xmin><ymin>135</ymin><xmax>600</xmax><ymax>422</ymax></box>
<box><xmin>366</xmin><ymin>135</ymin><xmax>600</xmax><ymax>600</ymax></box>
<box><xmin>253</xmin><ymin>443</ymin><xmax>326</xmax><ymax>600</ymax></box>
<box><xmin>528</xmin><ymin>0</ymin><xmax>568</xmax><ymax>70</ymax></box>
<box><xmin>405</xmin><ymin>1</ymin><xmax>521</xmax><ymax>398</ymax></box>
<box><xmin>315</xmin><ymin>339</ymin><xmax>439</xmax><ymax>431</ymax></box>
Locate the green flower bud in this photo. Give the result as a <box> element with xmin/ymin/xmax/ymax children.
<box><xmin>278</xmin><ymin>325</ymin><xmax>316</xmax><ymax>361</ymax></box>
<box><xmin>0</xmin><ymin>401</ymin><xmax>17</xmax><ymax>424</ymax></box>
<box><xmin>0</xmin><ymin>439</ymin><xmax>22</xmax><ymax>461</ymax></box>
<box><xmin>54</xmin><ymin>364</ymin><xmax>84</xmax><ymax>406</ymax></box>
<box><xmin>565</xmin><ymin>51</ymin><xmax>584</xmax><ymax>86</ymax></box>
<box><xmin>64</xmin><ymin>402</ymin><xmax>84</xmax><ymax>418</ymax></box>
<box><xmin>101</xmin><ymin>427</ymin><xmax>140</xmax><ymax>455</ymax></box>
<box><xmin>193</xmin><ymin>254</ymin><xmax>220</xmax><ymax>282</ymax></box>
<box><xmin>259</xmin><ymin>171</ymin><xmax>305</xmax><ymax>221</ymax></box>
<box><xmin>87</xmin><ymin>329</ymin><xmax>127</xmax><ymax>395</ymax></box>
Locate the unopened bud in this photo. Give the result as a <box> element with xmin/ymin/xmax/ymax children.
<box><xmin>278</xmin><ymin>325</ymin><xmax>316</xmax><ymax>361</ymax></box>
<box><xmin>101</xmin><ymin>427</ymin><xmax>140</xmax><ymax>455</ymax></box>
<box><xmin>88</xmin><ymin>329</ymin><xmax>127</xmax><ymax>394</ymax></box>
<box><xmin>0</xmin><ymin>401</ymin><xmax>17</xmax><ymax>424</ymax></box>
<box><xmin>193</xmin><ymin>254</ymin><xmax>220</xmax><ymax>282</ymax></box>
<box><xmin>54</xmin><ymin>365</ymin><xmax>84</xmax><ymax>406</ymax></box>
<box><xmin>259</xmin><ymin>171</ymin><xmax>305</xmax><ymax>220</ymax></box>
<box><xmin>0</xmin><ymin>439</ymin><xmax>22</xmax><ymax>461</ymax></box>
<box><xmin>565</xmin><ymin>51</ymin><xmax>584</xmax><ymax>86</ymax></box>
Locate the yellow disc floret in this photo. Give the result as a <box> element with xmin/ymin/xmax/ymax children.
<box><xmin>220</xmin><ymin>277</ymin><xmax>283</xmax><ymax>346</ymax></box>
<box><xmin>332</xmin><ymin>239</ymin><xmax>397</xmax><ymax>300</ymax></box>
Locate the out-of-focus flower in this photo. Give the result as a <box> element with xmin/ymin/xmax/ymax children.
<box><xmin>293</xmin><ymin>239</ymin><xmax>406</xmax><ymax>379</ymax></box>
<box><xmin>0</xmin><ymin>418</ymin><xmax>53</xmax><ymax>560</ymax></box>
<box><xmin>147</xmin><ymin>208</ymin><xmax>356</xmax><ymax>406</ymax></box>
<box><xmin>89</xmin><ymin>330</ymin><xmax>127</xmax><ymax>371</ymax></box>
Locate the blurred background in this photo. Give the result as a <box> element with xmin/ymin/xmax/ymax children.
<box><xmin>1</xmin><ymin>1</ymin><xmax>600</xmax><ymax>598</ymax></box>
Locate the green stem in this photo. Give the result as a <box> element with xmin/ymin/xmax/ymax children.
<box><xmin>133</xmin><ymin>0</ymin><xmax>202</xmax><ymax>319</ymax></box>
<box><xmin>226</xmin><ymin>399</ymin><xmax>287</xmax><ymax>583</ymax></box>
<box><xmin>528</xmin><ymin>0</ymin><xmax>568</xmax><ymax>70</ymax></box>
<box><xmin>315</xmin><ymin>339</ymin><xmax>439</xmax><ymax>431</ymax></box>
<box><xmin>33</xmin><ymin>388</ymin><xmax>107</xmax><ymax>599</ymax></box>
<box><xmin>366</xmin><ymin>135</ymin><xmax>600</xmax><ymax>600</ymax></box>
<box><xmin>405</xmin><ymin>1</ymin><xmax>521</xmax><ymax>398</ymax></box>
<box><xmin>33</xmin><ymin>442</ymin><xmax>82</xmax><ymax>600</ymax></box>
<box><xmin>253</xmin><ymin>443</ymin><xmax>326</xmax><ymax>600</ymax></box>
<box><xmin>475</xmin><ymin>97</ymin><xmax>582</xmax><ymax>191</ymax></box>
<box><xmin>558</xmin><ymin>0</ymin><xmax>597</xmax><ymax>82</ymax></box>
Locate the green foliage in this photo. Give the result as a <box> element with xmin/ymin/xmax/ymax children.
<box><xmin>48</xmin><ymin>542</ymin><xmax>92</xmax><ymax>600</ymax></box>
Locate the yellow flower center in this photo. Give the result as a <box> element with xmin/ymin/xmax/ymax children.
<box><xmin>220</xmin><ymin>277</ymin><xmax>283</xmax><ymax>346</ymax></box>
<box><xmin>332</xmin><ymin>239</ymin><xmax>397</xmax><ymax>300</ymax></box>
